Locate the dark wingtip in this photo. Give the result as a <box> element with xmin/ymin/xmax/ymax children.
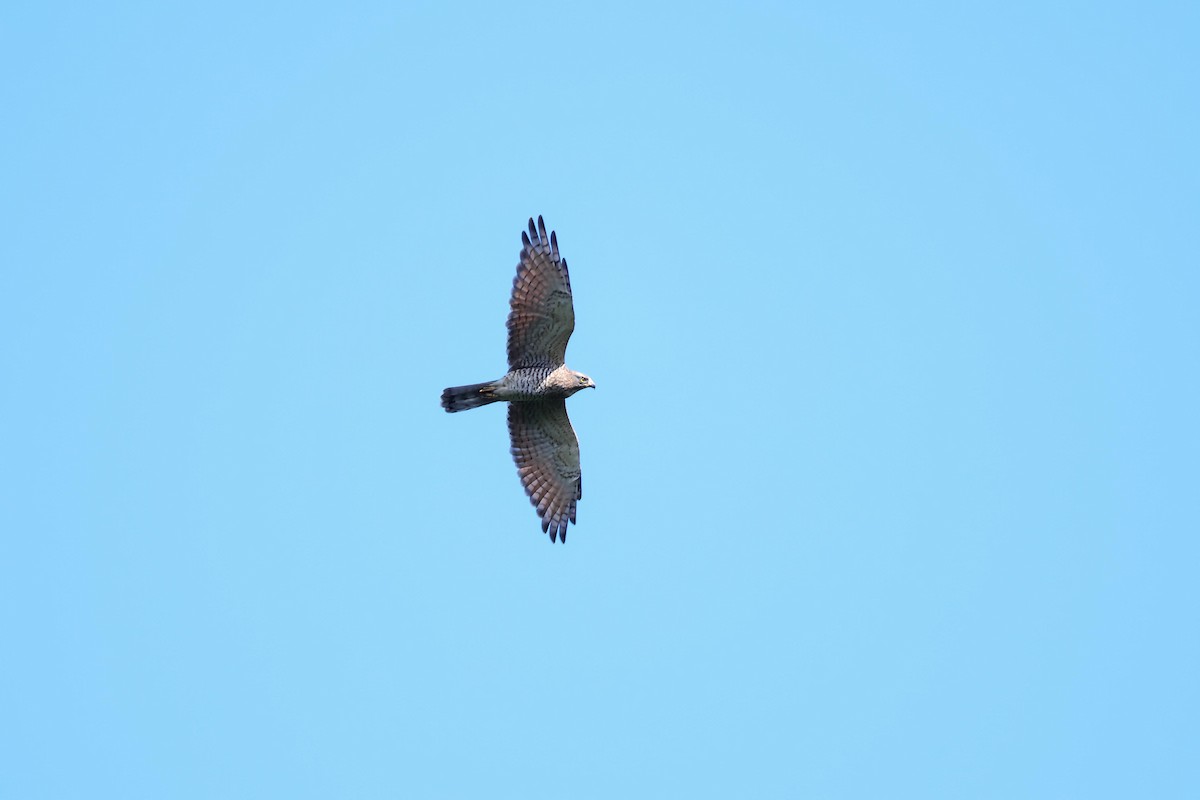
<box><xmin>521</xmin><ymin>230</ymin><xmax>531</xmax><ymax>248</ymax></box>
<box><xmin>528</xmin><ymin>217</ymin><xmax>538</xmax><ymax>242</ymax></box>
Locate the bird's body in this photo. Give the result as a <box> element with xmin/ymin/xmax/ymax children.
<box><xmin>440</xmin><ymin>365</ymin><xmax>588</xmax><ymax>410</ymax></box>
<box><xmin>503</xmin><ymin>365</ymin><xmax>591</xmax><ymax>398</ymax></box>
<box><xmin>440</xmin><ymin>217</ymin><xmax>593</xmax><ymax>543</ymax></box>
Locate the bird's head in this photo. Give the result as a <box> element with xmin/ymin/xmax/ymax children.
<box><xmin>571</xmin><ymin>371</ymin><xmax>596</xmax><ymax>392</ymax></box>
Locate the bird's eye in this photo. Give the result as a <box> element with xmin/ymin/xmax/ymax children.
<box><xmin>578</xmin><ymin>376</ymin><xmax>588</xmax><ymax>384</ymax></box>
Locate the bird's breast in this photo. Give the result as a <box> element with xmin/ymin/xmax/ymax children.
<box><xmin>500</xmin><ymin>366</ymin><xmax>561</xmax><ymax>399</ymax></box>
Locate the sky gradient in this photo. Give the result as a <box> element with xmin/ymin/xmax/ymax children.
<box><xmin>2</xmin><ymin>2</ymin><xmax>1197</xmax><ymax>797</ymax></box>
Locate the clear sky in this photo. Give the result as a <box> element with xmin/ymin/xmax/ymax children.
<box><xmin>2</xmin><ymin>2</ymin><xmax>1197</xmax><ymax>798</ymax></box>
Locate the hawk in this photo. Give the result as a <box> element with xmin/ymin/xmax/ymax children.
<box><xmin>441</xmin><ymin>216</ymin><xmax>594</xmax><ymax>543</ymax></box>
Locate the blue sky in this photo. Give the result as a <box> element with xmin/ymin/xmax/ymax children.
<box><xmin>2</xmin><ymin>2</ymin><xmax>1197</xmax><ymax>797</ymax></box>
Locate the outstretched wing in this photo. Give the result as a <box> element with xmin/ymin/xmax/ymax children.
<box><xmin>507</xmin><ymin>216</ymin><xmax>575</xmax><ymax>369</ymax></box>
<box><xmin>508</xmin><ymin>400</ymin><xmax>582</xmax><ymax>543</ymax></box>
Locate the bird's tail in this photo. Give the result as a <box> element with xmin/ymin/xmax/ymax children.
<box><xmin>441</xmin><ymin>380</ymin><xmax>503</xmax><ymax>413</ymax></box>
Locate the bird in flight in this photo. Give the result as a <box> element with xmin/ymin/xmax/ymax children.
<box><xmin>441</xmin><ymin>216</ymin><xmax>594</xmax><ymax>543</ymax></box>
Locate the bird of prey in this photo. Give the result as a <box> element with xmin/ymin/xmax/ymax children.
<box><xmin>441</xmin><ymin>216</ymin><xmax>594</xmax><ymax>543</ymax></box>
